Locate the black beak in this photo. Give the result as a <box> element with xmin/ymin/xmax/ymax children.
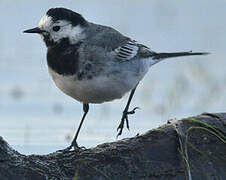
<box><xmin>24</xmin><ymin>27</ymin><xmax>46</xmax><ymax>34</ymax></box>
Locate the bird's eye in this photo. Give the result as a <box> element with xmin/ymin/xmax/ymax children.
<box><xmin>52</xmin><ymin>26</ymin><xmax>60</xmax><ymax>32</ymax></box>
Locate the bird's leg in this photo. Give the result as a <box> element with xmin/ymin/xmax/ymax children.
<box><xmin>61</xmin><ymin>103</ymin><xmax>89</xmax><ymax>152</ymax></box>
<box><xmin>117</xmin><ymin>85</ymin><xmax>139</xmax><ymax>137</ymax></box>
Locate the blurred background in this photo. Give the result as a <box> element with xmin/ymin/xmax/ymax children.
<box><xmin>0</xmin><ymin>0</ymin><xmax>225</xmax><ymax>154</ymax></box>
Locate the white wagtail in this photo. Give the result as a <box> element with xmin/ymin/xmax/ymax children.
<box><xmin>24</xmin><ymin>7</ymin><xmax>208</xmax><ymax>151</ymax></box>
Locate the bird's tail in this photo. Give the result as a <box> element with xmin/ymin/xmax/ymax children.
<box><xmin>152</xmin><ymin>51</ymin><xmax>209</xmax><ymax>60</ymax></box>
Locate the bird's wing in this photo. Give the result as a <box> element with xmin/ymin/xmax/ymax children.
<box><xmin>113</xmin><ymin>40</ymin><xmax>155</xmax><ymax>61</ymax></box>
<box><xmin>83</xmin><ymin>24</ymin><xmax>155</xmax><ymax>61</ymax></box>
<box><xmin>113</xmin><ymin>40</ymin><xmax>139</xmax><ymax>61</ymax></box>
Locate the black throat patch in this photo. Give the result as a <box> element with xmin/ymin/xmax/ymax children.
<box><xmin>43</xmin><ymin>34</ymin><xmax>56</xmax><ymax>47</ymax></box>
<box><xmin>47</xmin><ymin>38</ymin><xmax>82</xmax><ymax>76</ymax></box>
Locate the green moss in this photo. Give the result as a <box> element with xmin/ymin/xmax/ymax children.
<box><xmin>182</xmin><ymin>118</ymin><xmax>226</xmax><ymax>143</ymax></box>
<box><xmin>173</xmin><ymin>117</ymin><xmax>226</xmax><ymax>180</ymax></box>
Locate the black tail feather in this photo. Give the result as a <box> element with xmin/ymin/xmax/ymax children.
<box><xmin>152</xmin><ymin>51</ymin><xmax>209</xmax><ymax>60</ymax></box>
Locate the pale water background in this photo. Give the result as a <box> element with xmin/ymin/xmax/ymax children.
<box><xmin>0</xmin><ymin>0</ymin><xmax>226</xmax><ymax>154</ymax></box>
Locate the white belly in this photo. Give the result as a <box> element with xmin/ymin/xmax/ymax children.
<box><xmin>48</xmin><ymin>68</ymin><xmax>137</xmax><ymax>103</ymax></box>
<box><xmin>48</xmin><ymin>58</ymin><xmax>152</xmax><ymax>104</ymax></box>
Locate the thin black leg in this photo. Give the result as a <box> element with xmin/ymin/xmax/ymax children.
<box><xmin>117</xmin><ymin>85</ymin><xmax>139</xmax><ymax>137</ymax></box>
<box><xmin>63</xmin><ymin>103</ymin><xmax>89</xmax><ymax>151</ymax></box>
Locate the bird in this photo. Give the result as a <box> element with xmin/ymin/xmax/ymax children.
<box><xmin>24</xmin><ymin>7</ymin><xmax>208</xmax><ymax>151</ymax></box>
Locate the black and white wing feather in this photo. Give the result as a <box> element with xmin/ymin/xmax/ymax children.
<box><xmin>114</xmin><ymin>40</ymin><xmax>139</xmax><ymax>61</ymax></box>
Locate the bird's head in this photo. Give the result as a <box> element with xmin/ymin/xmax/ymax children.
<box><xmin>24</xmin><ymin>8</ymin><xmax>87</xmax><ymax>47</ymax></box>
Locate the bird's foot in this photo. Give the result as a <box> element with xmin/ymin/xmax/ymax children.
<box><xmin>57</xmin><ymin>141</ymin><xmax>86</xmax><ymax>153</ymax></box>
<box><xmin>117</xmin><ymin>107</ymin><xmax>140</xmax><ymax>137</ymax></box>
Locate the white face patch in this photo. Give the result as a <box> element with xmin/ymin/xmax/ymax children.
<box><xmin>38</xmin><ymin>15</ymin><xmax>53</xmax><ymax>30</ymax></box>
<box><xmin>37</xmin><ymin>15</ymin><xmax>86</xmax><ymax>44</ymax></box>
<box><xmin>69</xmin><ymin>25</ymin><xmax>86</xmax><ymax>44</ymax></box>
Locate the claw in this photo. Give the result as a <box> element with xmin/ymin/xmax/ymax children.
<box><xmin>126</xmin><ymin>115</ymin><xmax>129</xmax><ymax>130</ymax></box>
<box><xmin>117</xmin><ymin>121</ymin><xmax>124</xmax><ymax>138</ymax></box>
<box><xmin>117</xmin><ymin>121</ymin><xmax>123</xmax><ymax>132</ymax></box>
<box><xmin>126</xmin><ymin>107</ymin><xmax>140</xmax><ymax>115</ymax></box>
<box><xmin>116</xmin><ymin>106</ymin><xmax>140</xmax><ymax>138</ymax></box>
<box><xmin>116</xmin><ymin>132</ymin><xmax>121</xmax><ymax>139</ymax></box>
<box><xmin>57</xmin><ymin>141</ymin><xmax>86</xmax><ymax>153</ymax></box>
<box><xmin>125</xmin><ymin>107</ymin><xmax>140</xmax><ymax>130</ymax></box>
<box><xmin>117</xmin><ymin>118</ymin><xmax>125</xmax><ymax>138</ymax></box>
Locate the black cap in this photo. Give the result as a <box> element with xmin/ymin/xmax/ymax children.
<box><xmin>46</xmin><ymin>8</ymin><xmax>87</xmax><ymax>26</ymax></box>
